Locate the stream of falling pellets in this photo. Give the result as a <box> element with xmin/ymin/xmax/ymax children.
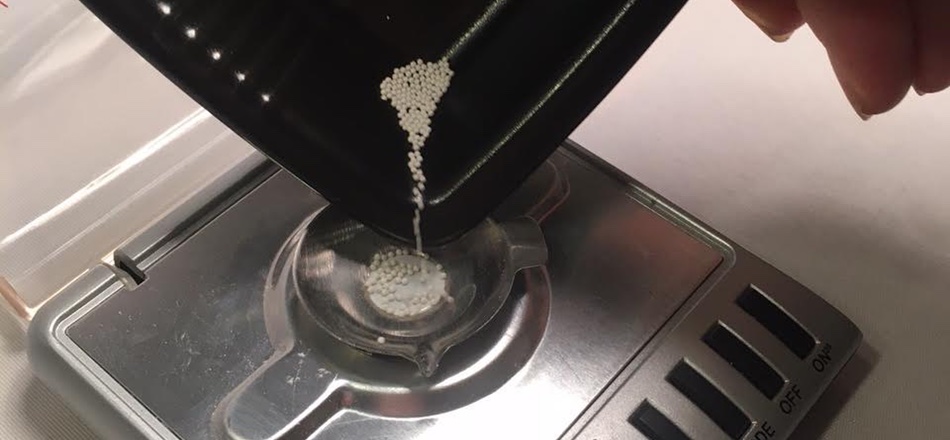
<box><xmin>379</xmin><ymin>58</ymin><xmax>454</xmax><ymax>254</ymax></box>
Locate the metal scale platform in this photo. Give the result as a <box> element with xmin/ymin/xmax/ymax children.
<box><xmin>29</xmin><ymin>141</ymin><xmax>861</xmax><ymax>440</ymax></box>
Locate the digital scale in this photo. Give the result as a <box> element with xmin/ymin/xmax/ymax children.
<box><xmin>29</xmin><ymin>142</ymin><xmax>860</xmax><ymax>440</ymax></box>
<box><xmin>24</xmin><ymin>0</ymin><xmax>862</xmax><ymax>439</ymax></box>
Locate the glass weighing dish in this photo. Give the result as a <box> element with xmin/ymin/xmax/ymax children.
<box><xmin>258</xmin><ymin>159</ymin><xmax>567</xmax><ymax>378</ymax></box>
<box><xmin>292</xmin><ymin>206</ymin><xmax>547</xmax><ymax>376</ymax></box>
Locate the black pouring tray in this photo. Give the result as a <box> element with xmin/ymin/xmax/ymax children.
<box><xmin>78</xmin><ymin>0</ymin><xmax>686</xmax><ymax>245</ymax></box>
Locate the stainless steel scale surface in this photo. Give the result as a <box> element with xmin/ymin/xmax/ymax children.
<box><xmin>28</xmin><ymin>142</ymin><xmax>861</xmax><ymax>440</ymax></box>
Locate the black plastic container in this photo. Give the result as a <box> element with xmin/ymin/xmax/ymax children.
<box><xmin>78</xmin><ymin>0</ymin><xmax>686</xmax><ymax>245</ymax></box>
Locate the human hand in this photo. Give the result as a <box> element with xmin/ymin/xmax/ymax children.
<box><xmin>732</xmin><ymin>0</ymin><xmax>949</xmax><ymax>119</ymax></box>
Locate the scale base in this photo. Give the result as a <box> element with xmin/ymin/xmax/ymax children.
<box><xmin>29</xmin><ymin>142</ymin><xmax>860</xmax><ymax>440</ymax></box>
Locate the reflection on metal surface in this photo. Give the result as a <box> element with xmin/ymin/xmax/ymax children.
<box><xmin>67</xmin><ymin>172</ymin><xmax>323</xmax><ymax>440</ymax></box>
<box><xmin>219</xmin><ymin>238</ymin><xmax>552</xmax><ymax>439</ymax></box>
<box><xmin>65</xmin><ymin>148</ymin><xmax>722</xmax><ymax>439</ymax></box>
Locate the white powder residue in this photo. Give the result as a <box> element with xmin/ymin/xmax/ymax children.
<box><xmin>364</xmin><ymin>248</ymin><xmax>448</xmax><ymax>318</ymax></box>
<box><xmin>379</xmin><ymin>58</ymin><xmax>454</xmax><ymax>253</ymax></box>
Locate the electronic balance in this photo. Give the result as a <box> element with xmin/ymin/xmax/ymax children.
<box><xmin>24</xmin><ymin>1</ymin><xmax>862</xmax><ymax>439</ymax></box>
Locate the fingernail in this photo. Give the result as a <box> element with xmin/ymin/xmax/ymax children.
<box><xmin>849</xmin><ymin>98</ymin><xmax>873</xmax><ymax>121</ymax></box>
<box><xmin>838</xmin><ymin>76</ymin><xmax>874</xmax><ymax>121</ymax></box>
<box><xmin>766</xmin><ymin>29</ymin><xmax>794</xmax><ymax>43</ymax></box>
<box><xmin>848</xmin><ymin>93</ymin><xmax>872</xmax><ymax>120</ymax></box>
<box><xmin>734</xmin><ymin>3</ymin><xmax>793</xmax><ymax>43</ymax></box>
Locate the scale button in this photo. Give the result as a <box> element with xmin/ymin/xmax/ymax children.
<box><xmin>628</xmin><ymin>401</ymin><xmax>691</xmax><ymax>440</ymax></box>
<box><xmin>667</xmin><ymin>361</ymin><xmax>751</xmax><ymax>440</ymax></box>
<box><xmin>736</xmin><ymin>286</ymin><xmax>816</xmax><ymax>359</ymax></box>
<box><xmin>703</xmin><ymin>324</ymin><xmax>785</xmax><ymax>399</ymax></box>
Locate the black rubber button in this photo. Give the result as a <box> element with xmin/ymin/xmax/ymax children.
<box><xmin>629</xmin><ymin>401</ymin><xmax>691</xmax><ymax>440</ymax></box>
<box><xmin>703</xmin><ymin>324</ymin><xmax>785</xmax><ymax>399</ymax></box>
<box><xmin>667</xmin><ymin>361</ymin><xmax>751</xmax><ymax>440</ymax></box>
<box><xmin>736</xmin><ymin>286</ymin><xmax>816</xmax><ymax>359</ymax></box>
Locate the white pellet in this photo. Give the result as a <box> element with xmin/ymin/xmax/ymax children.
<box><xmin>363</xmin><ymin>250</ymin><xmax>449</xmax><ymax>318</ymax></box>
<box><xmin>380</xmin><ymin>58</ymin><xmax>453</xmax><ymax>254</ymax></box>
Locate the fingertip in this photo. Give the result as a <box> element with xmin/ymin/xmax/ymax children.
<box><xmin>732</xmin><ymin>0</ymin><xmax>804</xmax><ymax>42</ymax></box>
<box><xmin>839</xmin><ymin>73</ymin><xmax>910</xmax><ymax>118</ymax></box>
<box><xmin>768</xmin><ymin>30</ymin><xmax>795</xmax><ymax>43</ymax></box>
<box><xmin>913</xmin><ymin>76</ymin><xmax>950</xmax><ymax>96</ymax></box>
<box><xmin>910</xmin><ymin>0</ymin><xmax>950</xmax><ymax>97</ymax></box>
<box><xmin>800</xmin><ymin>0</ymin><xmax>915</xmax><ymax>117</ymax></box>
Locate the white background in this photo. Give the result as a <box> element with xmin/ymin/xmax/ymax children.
<box><xmin>2</xmin><ymin>0</ymin><xmax>949</xmax><ymax>438</ymax></box>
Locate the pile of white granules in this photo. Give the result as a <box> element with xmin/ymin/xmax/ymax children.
<box><xmin>364</xmin><ymin>248</ymin><xmax>450</xmax><ymax>318</ymax></box>
<box><xmin>366</xmin><ymin>58</ymin><xmax>455</xmax><ymax>323</ymax></box>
